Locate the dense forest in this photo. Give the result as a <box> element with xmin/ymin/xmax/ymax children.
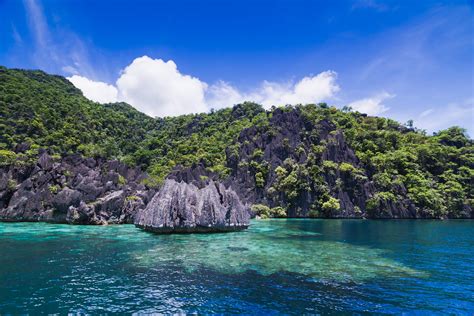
<box><xmin>0</xmin><ymin>66</ymin><xmax>472</xmax><ymax>219</ymax></box>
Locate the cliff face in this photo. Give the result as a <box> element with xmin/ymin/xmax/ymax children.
<box><xmin>225</xmin><ymin>108</ymin><xmax>369</xmax><ymax>217</ymax></box>
<box><xmin>135</xmin><ymin>178</ymin><xmax>250</xmax><ymax>233</ymax></box>
<box><xmin>225</xmin><ymin>108</ymin><xmax>472</xmax><ymax>219</ymax></box>
<box><xmin>1</xmin><ymin>108</ymin><xmax>472</xmax><ymax>225</ymax></box>
<box><xmin>0</xmin><ymin>151</ymin><xmax>250</xmax><ymax>228</ymax></box>
<box><xmin>0</xmin><ymin>151</ymin><xmax>154</xmax><ymax>224</ymax></box>
<box><xmin>0</xmin><ymin>108</ymin><xmax>472</xmax><ymax>224</ymax></box>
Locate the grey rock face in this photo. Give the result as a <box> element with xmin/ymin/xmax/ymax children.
<box><xmin>223</xmin><ymin>107</ymin><xmax>471</xmax><ymax>219</ymax></box>
<box><xmin>53</xmin><ymin>188</ymin><xmax>82</xmax><ymax>213</ymax></box>
<box><xmin>225</xmin><ymin>107</ymin><xmax>374</xmax><ymax>217</ymax></box>
<box><xmin>0</xmin><ymin>152</ymin><xmax>154</xmax><ymax>224</ymax></box>
<box><xmin>135</xmin><ymin>179</ymin><xmax>250</xmax><ymax>233</ymax></box>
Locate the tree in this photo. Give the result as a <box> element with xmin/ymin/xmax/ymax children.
<box><xmin>322</xmin><ymin>197</ymin><xmax>340</xmax><ymax>215</ymax></box>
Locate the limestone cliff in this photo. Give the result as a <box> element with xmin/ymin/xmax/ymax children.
<box><xmin>135</xmin><ymin>178</ymin><xmax>250</xmax><ymax>233</ymax></box>
<box><xmin>0</xmin><ymin>151</ymin><xmax>153</xmax><ymax>224</ymax></box>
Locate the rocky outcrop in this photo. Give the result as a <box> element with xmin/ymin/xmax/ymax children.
<box><xmin>0</xmin><ymin>151</ymin><xmax>154</xmax><ymax>224</ymax></box>
<box><xmin>135</xmin><ymin>178</ymin><xmax>250</xmax><ymax>233</ymax></box>
<box><xmin>224</xmin><ymin>107</ymin><xmax>428</xmax><ymax>219</ymax></box>
<box><xmin>224</xmin><ymin>107</ymin><xmax>373</xmax><ymax>217</ymax></box>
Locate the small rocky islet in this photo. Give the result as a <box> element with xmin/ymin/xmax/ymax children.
<box><xmin>135</xmin><ymin>179</ymin><xmax>250</xmax><ymax>233</ymax></box>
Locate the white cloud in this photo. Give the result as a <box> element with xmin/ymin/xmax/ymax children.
<box><xmin>67</xmin><ymin>75</ymin><xmax>118</xmax><ymax>104</ymax></box>
<box><xmin>419</xmin><ymin>108</ymin><xmax>434</xmax><ymax>118</ymax></box>
<box><xmin>24</xmin><ymin>0</ymin><xmax>48</xmax><ymax>47</ymax></box>
<box><xmin>348</xmin><ymin>92</ymin><xmax>394</xmax><ymax>116</ymax></box>
<box><xmin>68</xmin><ymin>56</ymin><xmax>340</xmax><ymax>117</ymax></box>
<box><xmin>22</xmin><ymin>0</ymin><xmax>104</xmax><ymax>79</ymax></box>
<box><xmin>24</xmin><ymin>0</ymin><xmax>57</xmax><ymax>67</ymax></box>
<box><xmin>415</xmin><ymin>99</ymin><xmax>474</xmax><ymax>134</ymax></box>
<box><xmin>206</xmin><ymin>80</ymin><xmax>243</xmax><ymax>109</ymax></box>
<box><xmin>207</xmin><ymin>71</ymin><xmax>340</xmax><ymax>110</ymax></box>
<box><xmin>116</xmin><ymin>56</ymin><xmax>208</xmax><ymax>117</ymax></box>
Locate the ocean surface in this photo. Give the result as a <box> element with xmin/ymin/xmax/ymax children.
<box><xmin>0</xmin><ymin>219</ymin><xmax>473</xmax><ymax>314</ymax></box>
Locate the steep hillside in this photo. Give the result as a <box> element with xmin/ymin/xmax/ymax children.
<box><xmin>225</xmin><ymin>106</ymin><xmax>473</xmax><ymax>218</ymax></box>
<box><xmin>0</xmin><ymin>66</ymin><xmax>157</xmax><ymax>157</ymax></box>
<box><xmin>0</xmin><ymin>66</ymin><xmax>472</xmax><ymax>220</ymax></box>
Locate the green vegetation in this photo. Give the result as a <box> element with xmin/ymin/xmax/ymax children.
<box><xmin>299</xmin><ymin>104</ymin><xmax>473</xmax><ymax>217</ymax></box>
<box><xmin>48</xmin><ymin>184</ymin><xmax>60</xmax><ymax>194</ymax></box>
<box><xmin>322</xmin><ymin>196</ymin><xmax>341</xmax><ymax>214</ymax></box>
<box><xmin>118</xmin><ymin>174</ymin><xmax>127</xmax><ymax>186</ymax></box>
<box><xmin>7</xmin><ymin>179</ymin><xmax>17</xmax><ymax>191</ymax></box>
<box><xmin>270</xmin><ymin>158</ymin><xmax>311</xmax><ymax>203</ymax></box>
<box><xmin>125</xmin><ymin>195</ymin><xmax>140</xmax><ymax>202</ymax></box>
<box><xmin>251</xmin><ymin>204</ymin><xmax>287</xmax><ymax>219</ymax></box>
<box><xmin>0</xmin><ymin>67</ymin><xmax>156</xmax><ymax>159</ymax></box>
<box><xmin>0</xmin><ymin>67</ymin><xmax>472</xmax><ymax>217</ymax></box>
<box><xmin>366</xmin><ymin>192</ymin><xmax>396</xmax><ymax>216</ymax></box>
<box><xmin>0</xmin><ymin>149</ymin><xmax>16</xmax><ymax>166</ymax></box>
<box><xmin>122</xmin><ymin>101</ymin><xmax>265</xmax><ymax>183</ymax></box>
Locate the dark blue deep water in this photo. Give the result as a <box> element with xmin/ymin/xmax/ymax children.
<box><xmin>0</xmin><ymin>219</ymin><xmax>473</xmax><ymax>314</ymax></box>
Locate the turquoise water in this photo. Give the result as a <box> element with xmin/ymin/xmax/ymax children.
<box><xmin>0</xmin><ymin>220</ymin><xmax>473</xmax><ymax>314</ymax></box>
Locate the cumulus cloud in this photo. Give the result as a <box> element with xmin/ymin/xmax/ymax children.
<box><xmin>348</xmin><ymin>92</ymin><xmax>394</xmax><ymax>116</ymax></box>
<box><xmin>68</xmin><ymin>56</ymin><xmax>209</xmax><ymax>117</ymax></box>
<box><xmin>206</xmin><ymin>81</ymin><xmax>243</xmax><ymax>109</ymax></box>
<box><xmin>68</xmin><ymin>56</ymin><xmax>340</xmax><ymax>117</ymax></box>
<box><xmin>207</xmin><ymin>71</ymin><xmax>340</xmax><ymax>110</ymax></box>
<box><xmin>67</xmin><ymin>75</ymin><xmax>118</xmax><ymax>104</ymax></box>
<box><xmin>116</xmin><ymin>56</ymin><xmax>208</xmax><ymax>117</ymax></box>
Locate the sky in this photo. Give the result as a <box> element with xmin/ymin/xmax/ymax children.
<box><xmin>0</xmin><ymin>0</ymin><xmax>473</xmax><ymax>135</ymax></box>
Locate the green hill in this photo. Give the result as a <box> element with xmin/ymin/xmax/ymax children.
<box><xmin>0</xmin><ymin>66</ymin><xmax>157</xmax><ymax>157</ymax></box>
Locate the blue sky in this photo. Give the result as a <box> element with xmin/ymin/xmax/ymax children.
<box><xmin>0</xmin><ymin>0</ymin><xmax>473</xmax><ymax>134</ymax></box>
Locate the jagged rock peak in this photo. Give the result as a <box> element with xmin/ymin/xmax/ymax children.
<box><xmin>135</xmin><ymin>178</ymin><xmax>250</xmax><ymax>233</ymax></box>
